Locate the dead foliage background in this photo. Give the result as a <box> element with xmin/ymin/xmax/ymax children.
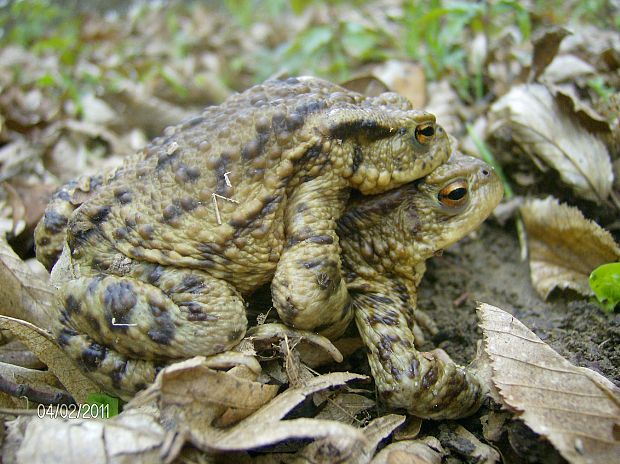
<box><xmin>0</xmin><ymin>1</ymin><xmax>618</xmax><ymax>463</ymax></box>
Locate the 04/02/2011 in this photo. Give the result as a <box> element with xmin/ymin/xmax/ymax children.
<box><xmin>37</xmin><ymin>402</ymin><xmax>109</xmax><ymax>419</ymax></box>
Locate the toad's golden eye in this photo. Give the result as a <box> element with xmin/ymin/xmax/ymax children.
<box><xmin>414</xmin><ymin>123</ymin><xmax>435</xmax><ymax>145</ymax></box>
<box><xmin>438</xmin><ymin>180</ymin><xmax>469</xmax><ymax>207</ymax></box>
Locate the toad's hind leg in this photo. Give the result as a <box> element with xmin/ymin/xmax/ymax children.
<box><xmin>353</xmin><ymin>287</ymin><xmax>482</xmax><ymax>419</ymax></box>
<box><xmin>271</xmin><ymin>176</ymin><xmax>353</xmax><ymax>340</ymax></box>
<box><xmin>54</xmin><ymin>267</ymin><xmax>247</xmax><ymax>394</ymax></box>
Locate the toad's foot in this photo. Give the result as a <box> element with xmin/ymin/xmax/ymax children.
<box><xmin>354</xmin><ymin>291</ymin><xmax>482</xmax><ymax>420</ymax></box>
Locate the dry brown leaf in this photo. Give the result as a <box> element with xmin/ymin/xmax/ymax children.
<box><xmin>341</xmin><ymin>76</ymin><xmax>391</xmax><ymax>97</ymax></box>
<box><xmin>425</xmin><ymin>80</ymin><xmax>466</xmax><ymax>136</ymax></box>
<box><xmin>371</xmin><ymin>437</ymin><xmax>444</xmax><ymax>464</ymax></box>
<box><xmin>489</xmin><ymin>83</ymin><xmax>613</xmax><ymax>201</ymax></box>
<box><xmin>0</xmin><ymin>316</ymin><xmax>101</xmax><ymax>404</ymax></box>
<box><xmin>437</xmin><ymin>423</ymin><xmax>500</xmax><ymax>464</ymax></box>
<box><xmin>295</xmin><ymin>414</ymin><xmax>405</xmax><ymax>464</ymax></box>
<box><xmin>155</xmin><ymin>366</ymin><xmax>367</xmax><ymax>453</ymax></box>
<box><xmin>541</xmin><ymin>55</ymin><xmax>597</xmax><ymax>85</ymax></box>
<box><xmin>372</xmin><ymin>60</ymin><xmax>427</xmax><ymax>108</ymax></box>
<box><xmin>530</xmin><ymin>26</ymin><xmax>571</xmax><ymax>80</ymax></box>
<box><xmin>154</xmin><ymin>357</ymin><xmax>279</xmax><ymax>426</ymax></box>
<box><xmin>0</xmin><ymin>339</ymin><xmax>45</xmax><ymax>369</ymax></box>
<box><xmin>520</xmin><ymin>197</ymin><xmax>620</xmax><ymax>299</ymax></box>
<box><xmin>551</xmin><ymin>83</ymin><xmax>611</xmax><ymax>133</ymax></box>
<box><xmin>0</xmin><ymin>361</ymin><xmax>62</xmax><ymax>391</ymax></box>
<box><xmin>478</xmin><ymin>302</ymin><xmax>620</xmax><ymax>464</ymax></box>
<box><xmin>314</xmin><ymin>392</ymin><xmax>375</xmax><ymax>424</ymax></box>
<box><xmin>0</xmin><ymin>239</ymin><xmax>54</xmax><ymax>328</ymax></box>
<box><xmin>16</xmin><ymin>409</ymin><xmax>167</xmax><ymax>464</ymax></box>
<box><xmin>247</xmin><ymin>323</ymin><xmax>344</xmax><ymax>363</ymax></box>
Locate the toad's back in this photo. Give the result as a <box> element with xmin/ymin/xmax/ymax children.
<box><xmin>66</xmin><ymin>79</ymin><xmax>360</xmax><ymax>287</ymax></box>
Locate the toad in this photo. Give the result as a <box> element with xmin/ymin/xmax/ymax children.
<box><xmin>338</xmin><ymin>152</ymin><xmax>502</xmax><ymax>418</ymax></box>
<box><xmin>34</xmin><ymin>77</ymin><xmax>451</xmax><ymax>394</ymax></box>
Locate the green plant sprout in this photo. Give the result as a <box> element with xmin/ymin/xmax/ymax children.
<box><xmin>589</xmin><ymin>263</ymin><xmax>620</xmax><ymax>313</ymax></box>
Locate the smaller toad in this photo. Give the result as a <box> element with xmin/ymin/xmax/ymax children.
<box><xmin>338</xmin><ymin>153</ymin><xmax>503</xmax><ymax>419</ymax></box>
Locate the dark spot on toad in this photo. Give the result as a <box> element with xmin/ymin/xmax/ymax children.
<box><xmin>113</xmin><ymin>227</ymin><xmax>129</xmax><ymax>240</ymax></box>
<box><xmin>180</xmin><ymin>196</ymin><xmax>198</xmax><ymax>212</ymax></box>
<box><xmin>52</xmin><ymin>189</ymin><xmax>71</xmax><ymax>201</ymax></box>
<box><xmin>183</xmin><ymin>115</ymin><xmax>205</xmax><ymax>128</ymax></box>
<box><xmin>228</xmin><ymin>327</ymin><xmax>244</xmax><ymax>342</ymax></box>
<box><xmin>162</xmin><ymin>203</ymin><xmax>183</xmax><ymax>222</ymax></box>
<box><xmin>43</xmin><ymin>211</ymin><xmax>68</xmax><ymax>234</ymax></box>
<box><xmin>57</xmin><ymin>327</ymin><xmax>79</xmax><ymax>347</ymax></box>
<box><xmin>295</xmin><ymin>144</ymin><xmax>322</xmax><ymax>166</ymax></box>
<box><xmin>214</xmin><ymin>154</ymin><xmax>232</xmax><ymax>195</ymax></box>
<box><xmin>407</xmin><ymin>358</ymin><xmax>419</xmax><ymax>378</ymax></box>
<box><xmin>81</xmin><ymin>342</ymin><xmax>108</xmax><ymax>371</ymax></box>
<box><xmin>368</xmin><ymin>294</ymin><xmax>395</xmax><ymax>305</ymax></box>
<box><xmin>302</xmin><ymin>258</ymin><xmax>322</xmax><ymax>269</ymax></box>
<box><xmin>147</xmin><ymin>311</ymin><xmax>175</xmax><ymax>345</ymax></box>
<box><xmin>295</xmin><ymin>100</ymin><xmax>326</xmax><ymax>117</ymax></box>
<box><xmin>177</xmin><ymin>275</ymin><xmax>205</xmax><ymax>294</ymax></box>
<box><xmin>138</xmin><ymin>224</ymin><xmax>154</xmax><ymax>240</ymax></box>
<box><xmin>146</xmin><ymin>265</ymin><xmax>165</xmax><ymax>285</ymax></box>
<box><xmin>67</xmin><ymin>225</ymin><xmax>96</xmax><ymax>249</ymax></box>
<box><xmin>86</xmin><ymin>275</ymin><xmax>104</xmax><ymax>294</ymax></box>
<box><xmin>104</xmin><ymin>281</ymin><xmax>137</xmax><ymax>321</ymax></box>
<box><xmin>175</xmin><ymin>164</ymin><xmax>201</xmax><ymax>183</ymax></box>
<box><xmin>114</xmin><ymin>188</ymin><xmax>133</xmax><ymax>205</ymax></box>
<box><xmin>329</xmin><ymin>119</ymin><xmax>394</xmax><ymax>142</ymax></box>
<box><xmin>110</xmin><ymin>360</ymin><xmax>128</xmax><ymax>389</ymax></box>
<box><xmin>307</xmin><ymin>235</ymin><xmax>334</xmax><ymax>245</ymax></box>
<box><xmin>352</xmin><ymin>145</ymin><xmax>363</xmax><ymax>173</ymax></box>
<box><xmin>65</xmin><ymin>294</ymin><xmax>81</xmax><ymax>315</ymax></box>
<box><xmin>156</xmin><ymin>151</ymin><xmax>180</xmax><ymax>171</ymax></box>
<box><xmin>38</xmin><ymin>236</ymin><xmax>50</xmax><ymax>246</ymax></box>
<box><xmin>422</xmin><ymin>362</ymin><xmax>439</xmax><ymax>389</ymax></box>
<box><xmin>90</xmin><ymin>205</ymin><xmax>111</xmax><ymax>225</ymax></box>
<box><xmin>86</xmin><ymin>314</ymin><xmax>101</xmax><ymax>332</ymax></box>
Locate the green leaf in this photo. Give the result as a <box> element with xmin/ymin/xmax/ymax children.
<box><xmin>86</xmin><ymin>393</ymin><xmax>120</xmax><ymax>419</ymax></box>
<box><xmin>341</xmin><ymin>22</ymin><xmax>378</xmax><ymax>59</ymax></box>
<box><xmin>589</xmin><ymin>263</ymin><xmax>620</xmax><ymax>313</ymax></box>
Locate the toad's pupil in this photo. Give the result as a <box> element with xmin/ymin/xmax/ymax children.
<box><xmin>448</xmin><ymin>187</ymin><xmax>467</xmax><ymax>200</ymax></box>
<box><xmin>419</xmin><ymin>125</ymin><xmax>434</xmax><ymax>137</ymax></box>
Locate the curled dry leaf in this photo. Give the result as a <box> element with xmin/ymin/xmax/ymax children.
<box><xmin>0</xmin><ymin>316</ymin><xmax>101</xmax><ymax>404</ymax></box>
<box><xmin>520</xmin><ymin>197</ymin><xmax>620</xmax><ymax>299</ymax></box>
<box><xmin>0</xmin><ymin>239</ymin><xmax>54</xmax><ymax>328</ymax></box>
<box><xmin>371</xmin><ymin>436</ymin><xmax>444</xmax><ymax>464</ymax></box>
<box><xmin>529</xmin><ymin>25</ymin><xmax>571</xmax><ymax>81</ymax></box>
<box><xmin>16</xmin><ymin>409</ymin><xmax>167</xmax><ymax>464</ymax></box>
<box><xmin>489</xmin><ymin>83</ymin><xmax>613</xmax><ymax>202</ymax></box>
<box><xmin>314</xmin><ymin>392</ymin><xmax>375</xmax><ymax>424</ymax></box>
<box><xmin>155</xmin><ymin>365</ymin><xmax>367</xmax><ymax>454</ymax></box>
<box><xmin>437</xmin><ymin>423</ymin><xmax>500</xmax><ymax>464</ymax></box>
<box><xmin>478</xmin><ymin>303</ymin><xmax>620</xmax><ymax>464</ymax></box>
<box><xmin>295</xmin><ymin>414</ymin><xmax>405</xmax><ymax>464</ymax></box>
<box><xmin>247</xmin><ymin>322</ymin><xmax>344</xmax><ymax>363</ymax></box>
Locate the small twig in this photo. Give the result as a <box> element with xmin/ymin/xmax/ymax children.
<box><xmin>0</xmin><ymin>374</ymin><xmax>75</xmax><ymax>406</ymax></box>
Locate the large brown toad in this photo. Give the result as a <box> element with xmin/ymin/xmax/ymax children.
<box><xmin>338</xmin><ymin>153</ymin><xmax>503</xmax><ymax>419</ymax></box>
<box><xmin>34</xmin><ymin>76</ymin><xmax>451</xmax><ymax>395</ymax></box>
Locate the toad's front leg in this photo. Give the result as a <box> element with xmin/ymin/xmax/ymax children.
<box><xmin>271</xmin><ymin>176</ymin><xmax>353</xmax><ymax>340</ymax></box>
<box><xmin>353</xmin><ymin>285</ymin><xmax>482</xmax><ymax>419</ymax></box>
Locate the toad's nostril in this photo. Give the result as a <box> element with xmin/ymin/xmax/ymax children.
<box><xmin>481</xmin><ymin>169</ymin><xmax>490</xmax><ymax>176</ymax></box>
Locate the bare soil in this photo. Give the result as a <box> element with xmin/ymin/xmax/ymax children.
<box><xmin>418</xmin><ymin>220</ymin><xmax>620</xmax><ymax>386</ymax></box>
